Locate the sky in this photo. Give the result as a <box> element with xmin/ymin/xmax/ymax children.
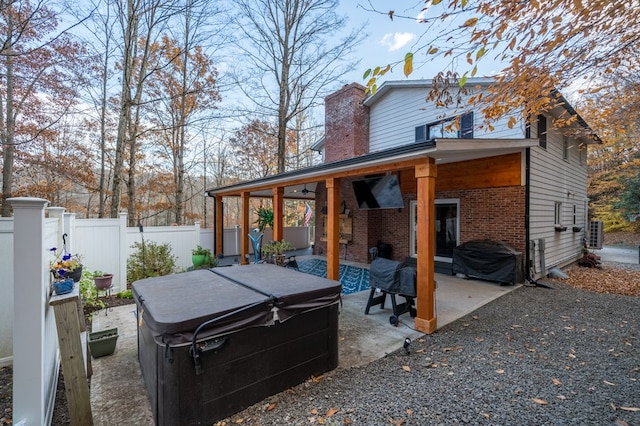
<box><xmin>334</xmin><ymin>1</ymin><xmax>504</xmax><ymax>88</ymax></box>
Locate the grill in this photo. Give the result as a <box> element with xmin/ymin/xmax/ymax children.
<box><xmin>452</xmin><ymin>240</ymin><xmax>523</xmax><ymax>285</ymax></box>
<box><xmin>364</xmin><ymin>257</ymin><xmax>417</xmax><ymax>326</ymax></box>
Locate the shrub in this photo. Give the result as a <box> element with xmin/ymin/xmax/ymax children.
<box><xmin>79</xmin><ymin>269</ymin><xmax>105</xmax><ymax>310</ymax></box>
<box><xmin>127</xmin><ymin>241</ymin><xmax>176</xmax><ymax>284</ymax></box>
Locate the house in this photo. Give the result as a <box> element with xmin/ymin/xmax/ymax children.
<box><xmin>206</xmin><ymin>78</ymin><xmax>600</xmax><ymax>334</ymax></box>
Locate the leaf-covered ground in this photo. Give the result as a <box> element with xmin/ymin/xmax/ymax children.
<box><xmin>546</xmin><ymin>263</ymin><xmax>640</xmax><ymax>296</ymax></box>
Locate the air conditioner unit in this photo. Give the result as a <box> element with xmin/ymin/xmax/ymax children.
<box><xmin>588</xmin><ymin>221</ymin><xmax>603</xmax><ymax>249</ymax></box>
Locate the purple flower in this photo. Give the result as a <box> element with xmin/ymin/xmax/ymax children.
<box><xmin>62</xmin><ymin>254</ymin><xmax>72</xmax><ymax>261</ymax></box>
<box><xmin>57</xmin><ymin>269</ymin><xmax>67</xmax><ymax>277</ymax></box>
<box><xmin>50</xmin><ymin>247</ymin><xmax>57</xmax><ymax>252</ymax></box>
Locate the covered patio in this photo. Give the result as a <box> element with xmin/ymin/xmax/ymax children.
<box><xmin>206</xmin><ymin>139</ymin><xmax>535</xmax><ymax>334</ymax></box>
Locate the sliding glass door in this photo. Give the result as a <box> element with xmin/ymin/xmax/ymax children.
<box><xmin>410</xmin><ymin>199</ymin><xmax>459</xmax><ymax>261</ymax></box>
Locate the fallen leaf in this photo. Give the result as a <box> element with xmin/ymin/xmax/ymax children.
<box><xmin>621</xmin><ymin>407</ymin><xmax>640</xmax><ymax>412</ymax></box>
<box><xmin>402</xmin><ymin>365</ymin><xmax>411</xmax><ymax>372</ymax></box>
<box><xmin>532</xmin><ymin>398</ymin><xmax>548</xmax><ymax>405</ymax></box>
<box><xmin>266</xmin><ymin>403</ymin><xmax>276</xmax><ymax>411</ymax></box>
<box><xmin>568</xmin><ymin>353</ymin><xmax>576</xmax><ymax>359</ymax></box>
<box><xmin>416</xmin><ymin>348</ymin><xmax>425</xmax><ymax>353</ymax></box>
<box><xmin>557</xmin><ymin>395</ymin><xmax>566</xmax><ymax>400</ymax></box>
<box><xmin>496</xmin><ymin>369</ymin><xmax>505</xmax><ymax>374</ymax></box>
<box><xmin>343</xmin><ymin>418</ymin><xmax>353</xmax><ymax>425</ymax></box>
<box><xmin>483</xmin><ymin>413</ymin><xmax>490</xmax><ymax>419</ymax></box>
<box><xmin>235</xmin><ymin>419</ymin><xmax>244</xmax><ymax>424</ymax></box>
<box><xmin>552</xmin><ymin>378</ymin><xmax>562</xmax><ymax>386</ymax></box>
<box><xmin>307</xmin><ymin>417</ymin><xmax>317</xmax><ymax>423</ymax></box>
<box><xmin>310</xmin><ymin>409</ymin><xmax>319</xmax><ymax>415</ymax></box>
<box><xmin>615</xmin><ymin>420</ymin><xmax>629</xmax><ymax>426</ymax></box>
<box><xmin>326</xmin><ymin>408</ymin><xmax>339</xmax><ymax>417</ymax></box>
<box><xmin>394</xmin><ymin>418</ymin><xmax>406</xmax><ymax>426</ymax></box>
<box><xmin>475</xmin><ymin>337</ymin><xmax>484</xmax><ymax>342</ymax></box>
<box><xmin>603</xmin><ymin>380</ymin><xmax>616</xmax><ymax>386</ymax></box>
<box><xmin>318</xmin><ymin>417</ymin><xmax>325</xmax><ymax>424</ymax></box>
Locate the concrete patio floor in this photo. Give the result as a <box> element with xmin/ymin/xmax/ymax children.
<box><xmin>89</xmin><ymin>267</ymin><xmax>519</xmax><ymax>425</ymax></box>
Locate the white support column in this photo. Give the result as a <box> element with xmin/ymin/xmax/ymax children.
<box><xmin>10</xmin><ymin>197</ymin><xmax>50</xmax><ymax>426</ymax></box>
<box><xmin>118</xmin><ymin>212</ymin><xmax>128</xmax><ymax>293</ymax></box>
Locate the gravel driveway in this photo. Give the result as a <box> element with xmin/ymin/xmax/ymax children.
<box><xmin>219</xmin><ymin>280</ymin><xmax>639</xmax><ymax>425</ymax></box>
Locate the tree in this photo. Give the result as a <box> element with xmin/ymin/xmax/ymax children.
<box><xmin>110</xmin><ymin>0</ymin><xmax>181</xmax><ymax>223</ymax></box>
<box><xmin>146</xmin><ymin>30</ymin><xmax>221</xmax><ymax>224</ymax></box>
<box><xmin>231</xmin><ymin>0</ymin><xmax>365</xmax><ymax>173</ymax></box>
<box><xmin>363</xmin><ymin>0</ymin><xmax>640</xmax><ymax>137</ymax></box>
<box><xmin>0</xmin><ymin>0</ymin><xmax>86</xmax><ymax>216</ymax></box>
<box><xmin>228</xmin><ymin>119</ymin><xmax>281</xmax><ymax>181</ymax></box>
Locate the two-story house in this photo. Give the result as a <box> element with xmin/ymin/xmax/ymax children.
<box><xmin>206</xmin><ymin>78</ymin><xmax>600</xmax><ymax>334</ymax></box>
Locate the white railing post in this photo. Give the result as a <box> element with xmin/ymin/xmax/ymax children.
<box><xmin>194</xmin><ymin>221</ymin><xmax>200</xmax><ymax>252</ymax></box>
<box><xmin>118</xmin><ymin>212</ymin><xmax>128</xmax><ymax>293</ymax></box>
<box><xmin>10</xmin><ymin>197</ymin><xmax>52</xmax><ymax>426</ymax></box>
<box><xmin>47</xmin><ymin>207</ymin><xmax>65</xmax><ymax>251</ymax></box>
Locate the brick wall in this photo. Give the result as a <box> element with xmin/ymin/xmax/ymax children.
<box><xmin>438</xmin><ymin>186</ymin><xmax>526</xmax><ymax>253</ymax></box>
<box><xmin>324</xmin><ymin>83</ymin><xmax>369</xmax><ymax>162</ymax></box>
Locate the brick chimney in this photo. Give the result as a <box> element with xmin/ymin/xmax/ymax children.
<box><xmin>324</xmin><ymin>83</ymin><xmax>370</xmax><ymax>162</ymax></box>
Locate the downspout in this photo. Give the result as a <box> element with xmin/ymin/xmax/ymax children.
<box><xmin>524</xmin><ymin>147</ymin><xmax>532</xmax><ymax>282</ymax></box>
<box><xmin>210</xmin><ymin>193</ymin><xmax>223</xmax><ymax>258</ymax></box>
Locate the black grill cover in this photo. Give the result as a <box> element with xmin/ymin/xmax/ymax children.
<box><xmin>369</xmin><ymin>257</ymin><xmax>416</xmax><ymax>297</ymax></box>
<box><xmin>452</xmin><ymin>240</ymin><xmax>523</xmax><ymax>284</ymax></box>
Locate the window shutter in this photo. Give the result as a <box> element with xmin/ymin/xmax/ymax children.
<box><xmin>415</xmin><ymin>125</ymin><xmax>427</xmax><ymax>143</ymax></box>
<box><xmin>460</xmin><ymin>112</ymin><xmax>474</xmax><ymax>139</ymax></box>
<box><xmin>537</xmin><ymin>115</ymin><xmax>547</xmax><ymax>148</ymax></box>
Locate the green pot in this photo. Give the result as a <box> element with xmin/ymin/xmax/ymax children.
<box><xmin>88</xmin><ymin>328</ymin><xmax>118</xmax><ymax>358</ymax></box>
<box><xmin>192</xmin><ymin>254</ymin><xmax>211</xmax><ymax>267</ymax></box>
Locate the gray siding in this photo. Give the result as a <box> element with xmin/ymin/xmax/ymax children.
<box><xmin>529</xmin><ymin>123</ymin><xmax>588</xmax><ymax>277</ymax></box>
<box><xmin>368</xmin><ymin>86</ymin><xmax>525</xmax><ymax>152</ymax></box>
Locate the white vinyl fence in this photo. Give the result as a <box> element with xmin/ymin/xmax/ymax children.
<box><xmin>2</xmin><ymin>203</ymin><xmax>310</xmax><ymax>366</ymax></box>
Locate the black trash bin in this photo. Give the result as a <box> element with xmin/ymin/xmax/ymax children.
<box><xmin>133</xmin><ymin>265</ymin><xmax>341</xmax><ymax>425</ymax></box>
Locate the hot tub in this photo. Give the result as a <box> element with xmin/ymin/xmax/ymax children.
<box><xmin>133</xmin><ymin>264</ymin><xmax>341</xmax><ymax>425</ymax></box>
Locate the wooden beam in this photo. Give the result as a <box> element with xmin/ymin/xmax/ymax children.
<box><xmin>326</xmin><ymin>177</ymin><xmax>340</xmax><ymax>281</ymax></box>
<box><xmin>414</xmin><ymin>158</ymin><xmax>438</xmax><ymax>334</ymax></box>
<box><xmin>211</xmin><ymin>158</ymin><xmax>426</xmax><ymax>198</ymax></box>
<box><xmin>215</xmin><ymin>196</ymin><xmax>224</xmax><ymax>257</ymax></box>
<box><xmin>272</xmin><ymin>187</ymin><xmax>284</xmax><ymax>241</ymax></box>
<box><xmin>241</xmin><ymin>192</ymin><xmax>250</xmax><ymax>265</ymax></box>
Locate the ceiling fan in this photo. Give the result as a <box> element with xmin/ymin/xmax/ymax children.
<box><xmin>300</xmin><ymin>184</ymin><xmax>316</xmax><ymax>195</ymax></box>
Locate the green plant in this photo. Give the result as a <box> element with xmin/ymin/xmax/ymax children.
<box><xmin>261</xmin><ymin>240</ymin><xmax>295</xmax><ymax>257</ymax></box>
<box><xmin>79</xmin><ymin>269</ymin><xmax>105</xmax><ymax>310</ymax></box>
<box><xmin>127</xmin><ymin>241</ymin><xmax>177</xmax><ymax>284</ymax></box>
<box><xmin>116</xmin><ymin>289</ymin><xmax>133</xmax><ymax>299</ymax></box>
<box><xmin>255</xmin><ymin>206</ymin><xmax>274</xmax><ymax>232</ymax></box>
<box><xmin>192</xmin><ymin>245</ymin><xmax>212</xmax><ymax>256</ymax></box>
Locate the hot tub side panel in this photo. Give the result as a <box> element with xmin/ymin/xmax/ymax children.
<box><xmin>140</xmin><ymin>303</ymin><xmax>339</xmax><ymax>425</ymax></box>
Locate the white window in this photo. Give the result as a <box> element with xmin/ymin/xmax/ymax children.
<box><xmin>563</xmin><ymin>137</ymin><xmax>569</xmax><ymax>161</ymax></box>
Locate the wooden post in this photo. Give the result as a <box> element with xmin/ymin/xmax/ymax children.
<box><xmin>50</xmin><ymin>286</ymin><xmax>93</xmax><ymax>425</ymax></box>
<box><xmin>240</xmin><ymin>192</ymin><xmax>250</xmax><ymax>265</ymax></box>
<box><xmin>215</xmin><ymin>196</ymin><xmax>224</xmax><ymax>257</ymax></box>
<box><xmin>414</xmin><ymin>159</ymin><xmax>438</xmax><ymax>334</ymax></box>
<box><xmin>272</xmin><ymin>187</ymin><xmax>284</xmax><ymax>242</ymax></box>
<box><xmin>326</xmin><ymin>178</ymin><xmax>340</xmax><ymax>281</ymax></box>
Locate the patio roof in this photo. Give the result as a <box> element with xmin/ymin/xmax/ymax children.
<box><xmin>205</xmin><ymin>138</ymin><xmax>537</xmax><ymax>199</ymax></box>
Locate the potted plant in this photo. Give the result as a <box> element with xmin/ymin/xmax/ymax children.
<box><xmin>88</xmin><ymin>328</ymin><xmax>119</xmax><ymax>358</ymax></box>
<box><xmin>261</xmin><ymin>240</ymin><xmax>295</xmax><ymax>266</ymax></box>
<box><xmin>192</xmin><ymin>245</ymin><xmax>213</xmax><ymax>268</ymax></box>
<box><xmin>49</xmin><ymin>247</ymin><xmax>83</xmax><ymax>283</ymax></box>
<box><xmin>93</xmin><ymin>270</ymin><xmax>114</xmax><ymax>290</ymax></box>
